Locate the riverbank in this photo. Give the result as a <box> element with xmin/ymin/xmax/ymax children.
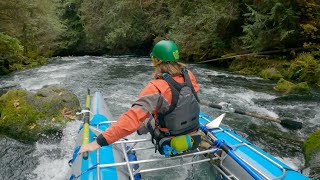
<box><xmin>206</xmin><ymin>52</ymin><xmax>320</xmax><ymax>92</ymax></box>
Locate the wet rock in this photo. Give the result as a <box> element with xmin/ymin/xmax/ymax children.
<box><xmin>0</xmin><ymin>86</ymin><xmax>80</xmax><ymax>143</ymax></box>
<box><xmin>308</xmin><ymin>151</ymin><xmax>320</xmax><ymax>179</ymax></box>
<box><xmin>0</xmin><ymin>135</ymin><xmax>37</xmax><ymax>179</ymax></box>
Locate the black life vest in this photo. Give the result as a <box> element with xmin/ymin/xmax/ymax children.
<box><xmin>157</xmin><ymin>68</ymin><xmax>200</xmax><ymax>135</ymax></box>
<box><xmin>150</xmin><ymin>68</ymin><xmax>201</xmax><ymax>156</ymax></box>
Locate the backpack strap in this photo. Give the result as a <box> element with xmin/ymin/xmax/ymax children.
<box><xmin>182</xmin><ymin>68</ymin><xmax>200</xmax><ymax>102</ymax></box>
<box><xmin>161</xmin><ymin>73</ymin><xmax>185</xmax><ymax>115</ymax></box>
<box><xmin>157</xmin><ymin>70</ymin><xmax>199</xmax><ymax>131</ymax></box>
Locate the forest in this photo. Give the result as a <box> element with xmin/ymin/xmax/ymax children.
<box><xmin>0</xmin><ymin>0</ymin><xmax>319</xmax><ymax>89</ymax></box>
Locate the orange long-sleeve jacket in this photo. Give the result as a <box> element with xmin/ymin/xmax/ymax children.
<box><xmin>96</xmin><ymin>70</ymin><xmax>200</xmax><ymax>146</ymax></box>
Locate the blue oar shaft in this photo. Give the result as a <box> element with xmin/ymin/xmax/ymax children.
<box><xmin>200</xmin><ymin>124</ymin><xmax>264</xmax><ymax>180</ymax></box>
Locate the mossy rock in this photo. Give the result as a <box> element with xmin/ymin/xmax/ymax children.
<box><xmin>227</xmin><ymin>53</ymin><xmax>320</xmax><ymax>90</ymax></box>
<box><xmin>259</xmin><ymin>67</ymin><xmax>283</xmax><ymax>80</ymax></box>
<box><xmin>304</xmin><ymin>129</ymin><xmax>320</xmax><ymax>164</ymax></box>
<box><xmin>0</xmin><ymin>86</ymin><xmax>80</xmax><ymax>143</ymax></box>
<box><xmin>273</xmin><ymin>78</ymin><xmax>309</xmax><ymax>94</ymax></box>
<box><xmin>304</xmin><ymin>129</ymin><xmax>320</xmax><ymax>179</ymax></box>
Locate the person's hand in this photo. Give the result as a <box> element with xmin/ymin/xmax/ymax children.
<box><xmin>78</xmin><ymin>140</ymin><xmax>101</xmax><ymax>154</ymax></box>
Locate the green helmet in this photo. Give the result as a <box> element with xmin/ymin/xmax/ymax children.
<box><xmin>150</xmin><ymin>40</ymin><xmax>179</xmax><ymax>62</ymax></box>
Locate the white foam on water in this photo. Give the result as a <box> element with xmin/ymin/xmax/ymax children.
<box><xmin>0</xmin><ymin>79</ymin><xmax>16</xmax><ymax>89</ymax></box>
<box><xmin>233</xmin><ymin>90</ymin><xmax>279</xmax><ymax>118</ymax></box>
<box><xmin>275</xmin><ymin>156</ymin><xmax>302</xmax><ymax>171</ymax></box>
<box><xmin>227</xmin><ymin>89</ymin><xmax>278</xmax><ymax>118</ymax></box>
<box><xmin>19</xmin><ymin>78</ymin><xmax>61</xmax><ymax>91</ymax></box>
<box><xmin>195</xmin><ymin>67</ymin><xmax>263</xmax><ymax>80</ymax></box>
<box><xmin>37</xmin><ymin>65</ymin><xmax>63</xmax><ymax>73</ymax></box>
<box><xmin>274</xmin><ymin>104</ymin><xmax>320</xmax><ymax>126</ymax></box>
<box><xmin>200</xmin><ymin>86</ymin><xmax>221</xmax><ymax>95</ymax></box>
<box><xmin>201</xmin><ymin>85</ymin><xmax>278</xmax><ymax>118</ymax></box>
<box><xmin>30</xmin><ymin>155</ymin><xmax>70</xmax><ymax>180</ymax></box>
<box><xmin>63</xmin><ymin>55</ymin><xmax>91</xmax><ymax>61</ymax></box>
<box><xmin>233</xmin><ymin>89</ymin><xmax>276</xmax><ymax>102</ymax></box>
<box><xmin>309</xmin><ymin>110</ymin><xmax>320</xmax><ymax>125</ymax></box>
<box><xmin>30</xmin><ymin>121</ymin><xmax>81</xmax><ymax>180</ymax></box>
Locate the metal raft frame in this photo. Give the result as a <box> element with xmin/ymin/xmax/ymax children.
<box><xmin>90</xmin><ymin>119</ymin><xmax>288</xmax><ymax>180</ymax></box>
<box><xmin>201</xmin><ymin>115</ymin><xmax>287</xmax><ymax>180</ymax></box>
<box><xmin>93</xmin><ymin>121</ymin><xmax>224</xmax><ymax>180</ymax></box>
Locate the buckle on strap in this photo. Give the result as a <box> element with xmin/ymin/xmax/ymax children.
<box><xmin>183</xmin><ymin>67</ymin><xmax>188</xmax><ymax>73</ymax></box>
<box><xmin>163</xmin><ymin>145</ymin><xmax>177</xmax><ymax>157</ymax></box>
<box><xmin>162</xmin><ymin>73</ymin><xmax>170</xmax><ymax>79</ymax></box>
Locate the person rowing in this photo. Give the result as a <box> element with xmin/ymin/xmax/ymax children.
<box><xmin>79</xmin><ymin>40</ymin><xmax>202</xmax><ymax>156</ymax></box>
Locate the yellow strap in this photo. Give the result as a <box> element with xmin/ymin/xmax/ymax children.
<box><xmin>85</xmin><ymin>95</ymin><xmax>90</xmax><ymax>108</ymax></box>
<box><xmin>83</xmin><ymin>94</ymin><xmax>91</xmax><ymax>145</ymax></box>
<box><xmin>151</xmin><ymin>56</ymin><xmax>163</xmax><ymax>67</ymax></box>
<box><xmin>82</xmin><ymin>123</ymin><xmax>89</xmax><ymax>145</ymax></box>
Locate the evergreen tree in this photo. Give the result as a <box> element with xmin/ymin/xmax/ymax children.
<box><xmin>241</xmin><ymin>0</ymin><xmax>299</xmax><ymax>52</ymax></box>
<box><xmin>57</xmin><ymin>0</ymin><xmax>86</xmax><ymax>55</ymax></box>
<box><xmin>0</xmin><ymin>0</ymin><xmax>64</xmax><ymax>57</ymax></box>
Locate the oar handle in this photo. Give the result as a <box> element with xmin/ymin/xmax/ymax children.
<box><xmin>82</xmin><ymin>122</ymin><xmax>89</xmax><ymax>160</ymax></box>
<box><xmin>201</xmin><ymin>101</ymin><xmax>223</xmax><ymax>110</ymax></box>
<box><xmin>243</xmin><ymin>112</ymin><xmax>280</xmax><ymax>123</ymax></box>
<box><xmin>202</xmin><ymin>101</ymin><xmax>282</xmax><ymax>122</ymax></box>
<box><xmin>201</xmin><ymin>101</ymin><xmax>302</xmax><ymax>129</ymax></box>
<box><xmin>82</xmin><ymin>90</ymin><xmax>91</xmax><ymax>160</ymax></box>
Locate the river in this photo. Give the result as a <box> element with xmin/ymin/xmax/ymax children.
<box><xmin>0</xmin><ymin>56</ymin><xmax>319</xmax><ymax>179</ymax></box>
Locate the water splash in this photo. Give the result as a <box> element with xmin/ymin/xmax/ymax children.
<box><xmin>28</xmin><ymin>121</ymin><xmax>81</xmax><ymax>180</ymax></box>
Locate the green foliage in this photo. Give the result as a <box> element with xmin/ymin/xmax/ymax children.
<box><xmin>304</xmin><ymin>129</ymin><xmax>320</xmax><ymax>165</ymax></box>
<box><xmin>0</xmin><ymin>0</ymin><xmax>63</xmax><ymax>74</ymax></box>
<box><xmin>229</xmin><ymin>57</ymin><xmax>285</xmax><ymax>75</ymax></box>
<box><xmin>0</xmin><ymin>33</ymin><xmax>23</xmax><ymax>63</ymax></box>
<box><xmin>1</xmin><ymin>0</ymin><xmax>320</xmax><ymax>89</ymax></box>
<box><xmin>167</xmin><ymin>0</ymin><xmax>241</xmax><ymax>60</ymax></box>
<box><xmin>0</xmin><ymin>0</ymin><xmax>64</xmax><ymax>57</ymax></box>
<box><xmin>57</xmin><ymin>0</ymin><xmax>85</xmax><ymax>55</ymax></box>
<box><xmin>80</xmin><ymin>0</ymin><xmax>149</xmax><ymax>54</ymax></box>
<box><xmin>259</xmin><ymin>68</ymin><xmax>283</xmax><ymax>80</ymax></box>
<box><xmin>296</xmin><ymin>0</ymin><xmax>320</xmax><ymax>47</ymax></box>
<box><xmin>103</xmin><ymin>1</ymin><xmax>147</xmax><ymax>52</ymax></box>
<box><xmin>241</xmin><ymin>1</ymin><xmax>299</xmax><ymax>52</ymax></box>
<box><xmin>288</xmin><ymin>53</ymin><xmax>320</xmax><ymax>85</ymax></box>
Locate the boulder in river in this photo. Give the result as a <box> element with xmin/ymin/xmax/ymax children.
<box><xmin>273</xmin><ymin>78</ymin><xmax>309</xmax><ymax>94</ymax></box>
<box><xmin>304</xmin><ymin>129</ymin><xmax>320</xmax><ymax>179</ymax></box>
<box><xmin>0</xmin><ymin>86</ymin><xmax>80</xmax><ymax>142</ymax></box>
